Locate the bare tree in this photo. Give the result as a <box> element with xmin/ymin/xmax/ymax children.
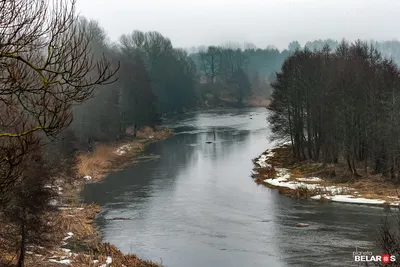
<box><xmin>0</xmin><ymin>0</ymin><xmax>118</xmax><ymax>202</ymax></box>
<box><xmin>199</xmin><ymin>46</ymin><xmax>221</xmax><ymax>84</ymax></box>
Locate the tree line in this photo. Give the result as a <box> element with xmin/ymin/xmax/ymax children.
<box><xmin>66</xmin><ymin>21</ymin><xmax>200</xmax><ymax>152</ymax></box>
<box><xmin>0</xmin><ymin>1</ymin><xmax>117</xmax><ymax>265</ymax></box>
<box><xmin>288</xmin><ymin>39</ymin><xmax>400</xmax><ymax>67</ymax></box>
<box><xmin>269</xmin><ymin>40</ymin><xmax>400</xmax><ymax>180</ymax></box>
<box><xmin>189</xmin><ymin>46</ymin><xmax>289</xmax><ymax>105</ymax></box>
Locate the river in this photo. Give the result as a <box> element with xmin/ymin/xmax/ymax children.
<box><xmin>82</xmin><ymin>107</ymin><xmax>389</xmax><ymax>267</ymax></box>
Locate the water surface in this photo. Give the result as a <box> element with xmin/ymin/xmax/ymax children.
<box><xmin>83</xmin><ymin>107</ymin><xmax>387</xmax><ymax>267</ymax></box>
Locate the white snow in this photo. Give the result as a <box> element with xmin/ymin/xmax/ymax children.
<box><xmin>49</xmin><ymin>259</ymin><xmax>71</xmax><ymax>264</ymax></box>
<box><xmin>311</xmin><ymin>194</ymin><xmax>386</xmax><ymax>205</ymax></box>
<box><xmin>264</xmin><ymin>168</ymin><xmax>350</xmax><ymax>194</ymax></box>
<box><xmin>61</xmin><ymin>248</ymin><xmax>71</xmax><ymax>253</ymax></box>
<box><xmin>278</xmin><ymin>140</ymin><xmax>292</xmax><ymax>146</ymax></box>
<box><xmin>311</xmin><ymin>195</ymin><xmax>323</xmax><ymax>200</ymax></box>
<box><xmin>114</xmin><ymin>144</ymin><xmax>132</xmax><ymax>155</ymax></box>
<box><xmin>255</xmin><ymin>154</ymin><xmax>271</xmax><ymax>168</ymax></box>
<box><xmin>62</xmin><ymin>232</ymin><xmax>74</xmax><ymax>241</ymax></box>
<box><xmin>58</xmin><ymin>207</ymin><xmax>84</xmax><ymax>210</ymax></box>
<box><xmin>49</xmin><ymin>199</ymin><xmax>58</xmax><ymax>206</ymax></box>
<box><xmin>296</xmin><ymin>177</ymin><xmax>322</xmax><ymax>182</ymax></box>
<box><xmin>257</xmin><ymin>148</ymin><xmax>393</xmax><ymax>207</ymax></box>
<box><xmin>83</xmin><ymin>175</ymin><xmax>92</xmax><ymax>180</ymax></box>
<box><xmin>255</xmin><ymin>151</ymin><xmax>275</xmax><ymax>168</ymax></box>
<box><xmin>330</xmin><ymin>195</ymin><xmax>386</xmax><ymax>204</ymax></box>
<box><xmin>98</xmin><ymin>256</ymin><xmax>113</xmax><ymax>267</ymax></box>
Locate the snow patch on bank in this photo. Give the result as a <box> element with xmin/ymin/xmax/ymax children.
<box><xmin>62</xmin><ymin>232</ymin><xmax>74</xmax><ymax>241</ymax></box>
<box><xmin>114</xmin><ymin>144</ymin><xmax>132</xmax><ymax>155</ymax></box>
<box><xmin>311</xmin><ymin>194</ymin><xmax>386</xmax><ymax>204</ymax></box>
<box><xmin>255</xmin><ymin>148</ymin><xmax>394</xmax><ymax>207</ymax></box>
<box><xmin>296</xmin><ymin>177</ymin><xmax>323</xmax><ymax>182</ymax></box>
<box><xmin>256</xmin><ymin>152</ymin><xmax>274</xmax><ymax>168</ymax></box>
<box><xmin>49</xmin><ymin>259</ymin><xmax>71</xmax><ymax>264</ymax></box>
<box><xmin>263</xmin><ymin>168</ymin><xmax>350</xmax><ymax>194</ymax></box>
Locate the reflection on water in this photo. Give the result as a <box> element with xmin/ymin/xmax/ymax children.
<box><xmin>82</xmin><ymin>107</ymin><xmax>387</xmax><ymax>267</ymax></box>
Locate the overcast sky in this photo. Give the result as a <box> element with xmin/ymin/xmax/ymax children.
<box><xmin>76</xmin><ymin>0</ymin><xmax>400</xmax><ymax>50</ymax></box>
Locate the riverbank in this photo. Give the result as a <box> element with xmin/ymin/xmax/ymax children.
<box><xmin>23</xmin><ymin>127</ymin><xmax>171</xmax><ymax>267</ymax></box>
<box><xmin>253</xmin><ymin>143</ymin><xmax>400</xmax><ymax>207</ymax></box>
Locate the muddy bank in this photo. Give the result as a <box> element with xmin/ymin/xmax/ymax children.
<box><xmin>253</xmin><ymin>143</ymin><xmax>400</xmax><ymax>207</ymax></box>
<box><xmin>22</xmin><ymin>127</ymin><xmax>171</xmax><ymax>267</ymax></box>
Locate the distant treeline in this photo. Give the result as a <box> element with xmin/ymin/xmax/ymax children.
<box><xmin>268</xmin><ymin>40</ymin><xmax>400</xmax><ymax>180</ymax></box>
<box><xmin>288</xmin><ymin>39</ymin><xmax>400</xmax><ymax>66</ymax></box>
<box><xmin>63</xmin><ymin>19</ymin><xmax>294</xmax><ymax>154</ymax></box>
<box><xmin>60</xmin><ymin>21</ymin><xmax>400</xmax><ymax>155</ymax></box>
<box><xmin>189</xmin><ymin>46</ymin><xmax>288</xmax><ymax>104</ymax></box>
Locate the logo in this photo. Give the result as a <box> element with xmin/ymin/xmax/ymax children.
<box><xmin>352</xmin><ymin>247</ymin><xmax>396</xmax><ymax>264</ymax></box>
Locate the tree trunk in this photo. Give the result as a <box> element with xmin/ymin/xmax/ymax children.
<box><xmin>352</xmin><ymin>156</ymin><xmax>359</xmax><ymax>177</ymax></box>
<box><xmin>18</xmin><ymin>224</ymin><xmax>26</xmax><ymax>267</ymax></box>
<box><xmin>347</xmin><ymin>155</ymin><xmax>353</xmax><ymax>173</ymax></box>
<box><xmin>133</xmin><ymin>123</ymin><xmax>137</xmax><ymax>138</ymax></box>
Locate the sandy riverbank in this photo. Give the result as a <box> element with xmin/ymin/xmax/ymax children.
<box><xmin>253</xmin><ymin>143</ymin><xmax>400</xmax><ymax>207</ymax></box>
<box><xmin>22</xmin><ymin>127</ymin><xmax>172</xmax><ymax>267</ymax></box>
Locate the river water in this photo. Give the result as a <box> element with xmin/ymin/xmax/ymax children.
<box><xmin>82</xmin><ymin>107</ymin><xmax>389</xmax><ymax>267</ymax></box>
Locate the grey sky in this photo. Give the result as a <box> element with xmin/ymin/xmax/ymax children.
<box><xmin>76</xmin><ymin>0</ymin><xmax>400</xmax><ymax>50</ymax></box>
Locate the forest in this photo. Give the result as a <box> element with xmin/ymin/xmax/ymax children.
<box><xmin>0</xmin><ymin>1</ymin><xmax>285</xmax><ymax>265</ymax></box>
<box><xmin>4</xmin><ymin>0</ymin><xmax>400</xmax><ymax>266</ymax></box>
<box><xmin>268</xmin><ymin>40</ymin><xmax>400</xmax><ymax>180</ymax></box>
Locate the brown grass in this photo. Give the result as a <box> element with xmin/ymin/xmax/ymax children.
<box><xmin>278</xmin><ymin>186</ymin><xmax>326</xmax><ymax>199</ymax></box>
<box><xmin>12</xmin><ymin>126</ymin><xmax>173</xmax><ymax>266</ymax></box>
<box><xmin>76</xmin><ymin>144</ymin><xmax>114</xmax><ymax>180</ymax></box>
<box><xmin>55</xmin><ymin>204</ymin><xmax>101</xmax><ymax>244</ymax></box>
<box><xmin>71</xmin><ymin>243</ymin><xmax>163</xmax><ymax>267</ymax></box>
<box><xmin>75</xmin><ymin>127</ymin><xmax>172</xmax><ymax>181</ymax></box>
<box><xmin>137</xmin><ymin>126</ymin><xmax>173</xmax><ymax>140</ymax></box>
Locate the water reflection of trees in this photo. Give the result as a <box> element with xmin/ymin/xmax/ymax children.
<box><xmin>82</xmin><ymin>133</ymin><xmax>199</xmax><ymax>209</ymax></box>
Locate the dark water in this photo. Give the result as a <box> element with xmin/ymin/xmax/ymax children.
<box><xmin>83</xmin><ymin>107</ymin><xmax>388</xmax><ymax>267</ymax></box>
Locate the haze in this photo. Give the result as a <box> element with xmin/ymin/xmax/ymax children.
<box><xmin>76</xmin><ymin>0</ymin><xmax>400</xmax><ymax>50</ymax></box>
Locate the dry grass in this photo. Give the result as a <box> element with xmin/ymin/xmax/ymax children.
<box><xmin>268</xmin><ymin>146</ymin><xmax>294</xmax><ymax>168</ymax></box>
<box><xmin>11</xmin><ymin>126</ymin><xmax>173</xmax><ymax>267</ymax></box>
<box><xmin>55</xmin><ymin>204</ymin><xmax>101</xmax><ymax>244</ymax></box>
<box><xmin>137</xmin><ymin>126</ymin><xmax>173</xmax><ymax>140</ymax></box>
<box><xmin>76</xmin><ymin>144</ymin><xmax>114</xmax><ymax>180</ymax></box>
<box><xmin>71</xmin><ymin>243</ymin><xmax>163</xmax><ymax>267</ymax></box>
<box><xmin>278</xmin><ymin>186</ymin><xmax>326</xmax><ymax>199</ymax></box>
<box><xmin>252</xmin><ymin>158</ymin><xmax>277</xmax><ymax>184</ymax></box>
<box><xmin>76</xmin><ymin>127</ymin><xmax>172</xmax><ymax>181</ymax></box>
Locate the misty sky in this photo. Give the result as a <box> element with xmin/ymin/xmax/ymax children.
<box><xmin>76</xmin><ymin>0</ymin><xmax>400</xmax><ymax>50</ymax></box>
